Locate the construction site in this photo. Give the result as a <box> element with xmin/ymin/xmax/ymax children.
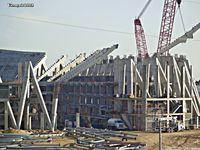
<box><xmin>1</xmin><ymin>0</ymin><xmax>200</xmax><ymax>149</ymax></box>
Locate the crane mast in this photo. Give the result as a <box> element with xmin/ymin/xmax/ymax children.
<box><xmin>134</xmin><ymin>0</ymin><xmax>152</xmax><ymax>59</ymax></box>
<box><xmin>157</xmin><ymin>0</ymin><xmax>180</xmax><ymax>54</ymax></box>
<box><xmin>134</xmin><ymin>19</ymin><xmax>148</xmax><ymax>58</ymax></box>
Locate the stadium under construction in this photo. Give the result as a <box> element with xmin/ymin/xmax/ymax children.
<box><xmin>0</xmin><ymin>20</ymin><xmax>200</xmax><ymax>132</ymax></box>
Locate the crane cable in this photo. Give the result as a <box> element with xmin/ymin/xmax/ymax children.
<box><xmin>178</xmin><ymin>5</ymin><xmax>186</xmax><ymax>34</ymax></box>
<box><xmin>138</xmin><ymin>0</ymin><xmax>153</xmax><ymax>18</ymax></box>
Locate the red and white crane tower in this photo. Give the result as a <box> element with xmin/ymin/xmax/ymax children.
<box><xmin>134</xmin><ymin>0</ymin><xmax>152</xmax><ymax>59</ymax></box>
<box><xmin>134</xmin><ymin>0</ymin><xmax>182</xmax><ymax>58</ymax></box>
<box><xmin>157</xmin><ymin>0</ymin><xmax>182</xmax><ymax>55</ymax></box>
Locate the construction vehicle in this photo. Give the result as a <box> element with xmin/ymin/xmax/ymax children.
<box><xmin>107</xmin><ymin>118</ymin><xmax>126</xmax><ymax>130</ymax></box>
<box><xmin>153</xmin><ymin>117</ymin><xmax>184</xmax><ymax>132</ymax></box>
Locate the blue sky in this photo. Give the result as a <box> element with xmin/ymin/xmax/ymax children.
<box><xmin>0</xmin><ymin>0</ymin><xmax>200</xmax><ymax>79</ymax></box>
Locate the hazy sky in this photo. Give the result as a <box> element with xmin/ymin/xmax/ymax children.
<box><xmin>0</xmin><ymin>0</ymin><xmax>200</xmax><ymax>79</ymax></box>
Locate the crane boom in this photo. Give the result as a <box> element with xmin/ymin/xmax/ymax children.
<box><xmin>157</xmin><ymin>0</ymin><xmax>177</xmax><ymax>54</ymax></box>
<box><xmin>134</xmin><ymin>19</ymin><xmax>148</xmax><ymax>58</ymax></box>
<box><xmin>134</xmin><ymin>0</ymin><xmax>152</xmax><ymax>59</ymax></box>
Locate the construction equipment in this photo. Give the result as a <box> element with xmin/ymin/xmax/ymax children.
<box><xmin>157</xmin><ymin>0</ymin><xmax>182</xmax><ymax>55</ymax></box>
<box><xmin>135</xmin><ymin>0</ymin><xmax>182</xmax><ymax>56</ymax></box>
<box><xmin>134</xmin><ymin>0</ymin><xmax>152</xmax><ymax>59</ymax></box>
<box><xmin>107</xmin><ymin>118</ymin><xmax>126</xmax><ymax>130</ymax></box>
<box><xmin>153</xmin><ymin>117</ymin><xmax>179</xmax><ymax>132</ymax></box>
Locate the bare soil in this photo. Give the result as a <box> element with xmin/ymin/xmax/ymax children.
<box><xmin>132</xmin><ymin>129</ymin><xmax>200</xmax><ymax>150</ymax></box>
<box><xmin>35</xmin><ymin>129</ymin><xmax>200</xmax><ymax>149</ymax></box>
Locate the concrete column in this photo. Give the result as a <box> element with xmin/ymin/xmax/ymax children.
<box><xmin>29</xmin><ymin>116</ymin><xmax>32</xmax><ymax>130</ymax></box>
<box><xmin>52</xmin><ymin>96</ymin><xmax>58</xmax><ymax>132</ymax></box>
<box><xmin>167</xmin><ymin>65</ymin><xmax>170</xmax><ymax>120</ymax></box>
<box><xmin>142</xmin><ymin>64</ymin><xmax>150</xmax><ymax>99</ymax></box>
<box><xmin>40</xmin><ymin>113</ymin><xmax>45</xmax><ymax>130</ymax></box>
<box><xmin>24</xmin><ymin>103</ymin><xmax>30</xmax><ymax>129</ymax></box>
<box><xmin>189</xmin><ymin>65</ymin><xmax>193</xmax><ymax>97</ymax></box>
<box><xmin>117</xmin><ymin>61</ymin><xmax>124</xmax><ymax>96</ymax></box>
<box><xmin>126</xmin><ymin>60</ymin><xmax>133</xmax><ymax>127</ymax></box>
<box><xmin>76</xmin><ymin>113</ymin><xmax>80</xmax><ymax>128</ymax></box>
<box><xmin>127</xmin><ymin>59</ymin><xmax>133</xmax><ymax>96</ymax></box>
<box><xmin>122</xmin><ymin>64</ymin><xmax>126</xmax><ymax>96</ymax></box>
<box><xmin>4</xmin><ymin>101</ymin><xmax>8</xmax><ymax>130</ymax></box>
<box><xmin>154</xmin><ymin>65</ymin><xmax>160</xmax><ymax>97</ymax></box>
<box><xmin>181</xmin><ymin>66</ymin><xmax>186</xmax><ymax>98</ymax></box>
<box><xmin>182</xmin><ymin>66</ymin><xmax>186</xmax><ymax>128</ymax></box>
<box><xmin>142</xmin><ymin>64</ymin><xmax>150</xmax><ymax>131</ymax></box>
<box><xmin>113</xmin><ymin>58</ymin><xmax>123</xmax><ymax>112</ymax></box>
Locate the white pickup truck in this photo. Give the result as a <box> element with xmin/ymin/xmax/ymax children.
<box><xmin>107</xmin><ymin>118</ymin><xmax>126</xmax><ymax>130</ymax></box>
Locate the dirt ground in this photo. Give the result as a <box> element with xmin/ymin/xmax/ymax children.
<box><xmin>36</xmin><ymin>129</ymin><xmax>200</xmax><ymax>149</ymax></box>
<box><xmin>131</xmin><ymin>129</ymin><xmax>200</xmax><ymax>150</ymax></box>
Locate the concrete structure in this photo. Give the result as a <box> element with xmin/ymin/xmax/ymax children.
<box><xmin>0</xmin><ymin>22</ymin><xmax>200</xmax><ymax>131</ymax></box>
<box><xmin>0</xmin><ymin>45</ymin><xmax>118</xmax><ymax>130</ymax></box>
<box><xmin>51</xmin><ymin>54</ymin><xmax>200</xmax><ymax>131</ymax></box>
<box><xmin>0</xmin><ymin>50</ymin><xmax>48</xmax><ymax>130</ymax></box>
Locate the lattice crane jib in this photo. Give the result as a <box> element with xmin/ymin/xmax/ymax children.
<box><xmin>134</xmin><ymin>19</ymin><xmax>148</xmax><ymax>59</ymax></box>
<box><xmin>134</xmin><ymin>0</ymin><xmax>152</xmax><ymax>59</ymax></box>
<box><xmin>157</xmin><ymin>0</ymin><xmax>182</xmax><ymax>54</ymax></box>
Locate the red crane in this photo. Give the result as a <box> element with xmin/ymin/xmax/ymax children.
<box><xmin>157</xmin><ymin>0</ymin><xmax>182</xmax><ymax>54</ymax></box>
<box><xmin>135</xmin><ymin>0</ymin><xmax>182</xmax><ymax>58</ymax></box>
<box><xmin>134</xmin><ymin>0</ymin><xmax>152</xmax><ymax>59</ymax></box>
<box><xmin>134</xmin><ymin>19</ymin><xmax>148</xmax><ymax>59</ymax></box>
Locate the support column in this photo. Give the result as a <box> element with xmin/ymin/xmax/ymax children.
<box><xmin>76</xmin><ymin>112</ymin><xmax>80</xmax><ymax>128</ymax></box>
<box><xmin>122</xmin><ymin>64</ymin><xmax>126</xmax><ymax>96</ymax></box>
<box><xmin>142</xmin><ymin>64</ymin><xmax>150</xmax><ymax>131</ymax></box>
<box><xmin>166</xmin><ymin>65</ymin><xmax>170</xmax><ymax>128</ymax></box>
<box><xmin>127</xmin><ymin>59</ymin><xmax>133</xmax><ymax>97</ymax></box>
<box><xmin>167</xmin><ymin>65</ymin><xmax>170</xmax><ymax>116</ymax></box>
<box><xmin>4</xmin><ymin>101</ymin><xmax>8</xmax><ymax>130</ymax></box>
<box><xmin>52</xmin><ymin>94</ymin><xmax>58</xmax><ymax>132</ymax></box>
<box><xmin>24</xmin><ymin>103</ymin><xmax>30</xmax><ymax>130</ymax></box>
<box><xmin>182</xmin><ymin>66</ymin><xmax>186</xmax><ymax>128</ymax></box>
<box><xmin>40</xmin><ymin>113</ymin><xmax>45</xmax><ymax>130</ymax></box>
<box><xmin>154</xmin><ymin>65</ymin><xmax>160</xmax><ymax>97</ymax></box>
<box><xmin>29</xmin><ymin>116</ymin><xmax>32</xmax><ymax>130</ymax></box>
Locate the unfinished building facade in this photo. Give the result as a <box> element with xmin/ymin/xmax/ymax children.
<box><xmin>52</xmin><ymin>54</ymin><xmax>200</xmax><ymax>131</ymax></box>
<box><xmin>0</xmin><ymin>42</ymin><xmax>200</xmax><ymax>131</ymax></box>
